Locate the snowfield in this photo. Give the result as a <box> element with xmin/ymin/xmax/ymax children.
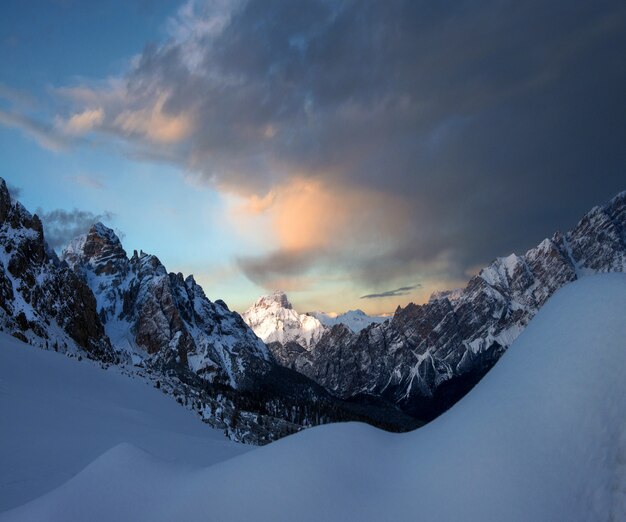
<box><xmin>2</xmin><ymin>274</ymin><xmax>626</xmax><ymax>521</ymax></box>
<box><xmin>0</xmin><ymin>337</ymin><xmax>248</xmax><ymax>513</ymax></box>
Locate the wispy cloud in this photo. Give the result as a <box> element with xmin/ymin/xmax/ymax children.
<box><xmin>0</xmin><ymin>83</ymin><xmax>36</xmax><ymax>108</ymax></box>
<box><xmin>57</xmin><ymin>107</ymin><xmax>104</xmax><ymax>135</ymax></box>
<box><xmin>6</xmin><ymin>182</ymin><xmax>22</xmax><ymax>199</ymax></box>
<box><xmin>0</xmin><ymin>109</ymin><xmax>69</xmax><ymax>152</ymax></box>
<box><xmin>361</xmin><ymin>285</ymin><xmax>421</xmax><ymax>300</ymax></box>
<box><xmin>37</xmin><ymin>208</ymin><xmax>116</xmax><ymax>250</ymax></box>
<box><xmin>65</xmin><ymin>174</ymin><xmax>106</xmax><ymax>190</ymax></box>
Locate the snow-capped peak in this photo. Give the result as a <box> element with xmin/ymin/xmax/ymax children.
<box><xmin>253</xmin><ymin>290</ymin><xmax>293</xmax><ymax>310</ymax></box>
<box><xmin>62</xmin><ymin>222</ymin><xmax>128</xmax><ymax>277</ymax></box>
<box><xmin>242</xmin><ymin>292</ymin><xmax>324</xmax><ymax>350</ymax></box>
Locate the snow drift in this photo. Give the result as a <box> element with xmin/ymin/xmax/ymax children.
<box><xmin>0</xmin><ymin>336</ymin><xmax>248</xmax><ymax>512</ymax></box>
<box><xmin>2</xmin><ymin>274</ymin><xmax>626</xmax><ymax>521</ymax></box>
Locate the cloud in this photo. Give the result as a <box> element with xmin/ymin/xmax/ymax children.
<box><xmin>6</xmin><ymin>183</ymin><xmax>22</xmax><ymax>199</ymax></box>
<box><xmin>15</xmin><ymin>0</ymin><xmax>626</xmax><ymax>291</ymax></box>
<box><xmin>360</xmin><ymin>284</ymin><xmax>421</xmax><ymax>300</ymax></box>
<box><xmin>0</xmin><ymin>83</ymin><xmax>35</xmax><ymax>108</ymax></box>
<box><xmin>65</xmin><ymin>174</ymin><xmax>106</xmax><ymax>190</ymax></box>
<box><xmin>0</xmin><ymin>109</ymin><xmax>69</xmax><ymax>151</ymax></box>
<box><xmin>237</xmin><ymin>249</ymin><xmax>315</xmax><ymax>290</ymax></box>
<box><xmin>58</xmin><ymin>107</ymin><xmax>104</xmax><ymax>135</ymax></box>
<box><xmin>36</xmin><ymin>208</ymin><xmax>116</xmax><ymax>250</ymax></box>
<box><xmin>112</xmin><ymin>92</ymin><xmax>193</xmax><ymax>144</ymax></box>
<box><xmin>232</xmin><ymin>176</ymin><xmax>413</xmax><ymax>288</ymax></box>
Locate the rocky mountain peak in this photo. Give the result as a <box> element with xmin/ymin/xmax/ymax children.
<box><xmin>63</xmin><ymin>222</ymin><xmax>128</xmax><ymax>276</ymax></box>
<box><xmin>242</xmin><ymin>292</ymin><xmax>325</xmax><ymax>352</ymax></box>
<box><xmin>255</xmin><ymin>291</ymin><xmax>293</xmax><ymax>310</ymax></box>
<box><xmin>0</xmin><ymin>177</ymin><xmax>114</xmax><ymax>360</ymax></box>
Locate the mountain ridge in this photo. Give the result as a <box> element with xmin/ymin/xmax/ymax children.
<box><xmin>255</xmin><ymin>189</ymin><xmax>626</xmax><ymax>420</ymax></box>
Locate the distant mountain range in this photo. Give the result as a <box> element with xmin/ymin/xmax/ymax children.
<box><xmin>308</xmin><ymin>309</ymin><xmax>389</xmax><ymax>332</ymax></box>
<box><xmin>244</xmin><ymin>190</ymin><xmax>626</xmax><ymax>421</ymax></box>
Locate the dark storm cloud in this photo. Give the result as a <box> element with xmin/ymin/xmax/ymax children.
<box><xmin>37</xmin><ymin>208</ymin><xmax>116</xmax><ymax>250</ymax></box>
<box><xmin>361</xmin><ymin>285</ymin><xmax>422</xmax><ymax>300</ymax></box>
<box><xmin>62</xmin><ymin>0</ymin><xmax>626</xmax><ymax>286</ymax></box>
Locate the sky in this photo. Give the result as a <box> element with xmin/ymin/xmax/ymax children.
<box><xmin>0</xmin><ymin>0</ymin><xmax>624</xmax><ymax>315</ymax></box>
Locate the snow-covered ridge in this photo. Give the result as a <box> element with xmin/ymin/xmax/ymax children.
<box><xmin>5</xmin><ymin>275</ymin><xmax>625</xmax><ymax>521</ymax></box>
<box><xmin>61</xmin><ymin>222</ymin><xmax>271</xmax><ymax>389</ymax></box>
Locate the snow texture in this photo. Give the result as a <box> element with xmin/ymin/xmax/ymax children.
<box><xmin>3</xmin><ymin>274</ymin><xmax>625</xmax><ymax>521</ymax></box>
<box><xmin>0</xmin><ymin>335</ymin><xmax>247</xmax><ymax>513</ymax></box>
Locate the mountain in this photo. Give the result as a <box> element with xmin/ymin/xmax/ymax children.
<box><xmin>308</xmin><ymin>309</ymin><xmax>388</xmax><ymax>332</ymax></box>
<box><xmin>241</xmin><ymin>294</ymin><xmax>388</xmax><ymax>360</ymax></box>
<box><xmin>241</xmin><ymin>291</ymin><xmax>326</xmax><ymax>351</ymax></box>
<box><xmin>62</xmin><ymin>223</ymin><xmax>271</xmax><ymax>390</ymax></box>
<box><xmin>6</xmin><ymin>274</ymin><xmax>624</xmax><ymax>521</ymax></box>
<box><xmin>259</xmin><ymin>191</ymin><xmax>626</xmax><ymax>420</ymax></box>
<box><xmin>0</xmin><ymin>179</ymin><xmax>114</xmax><ymax>361</ymax></box>
<box><xmin>61</xmin><ymin>224</ymin><xmax>419</xmax><ymax>438</ymax></box>
<box><xmin>0</xmin><ymin>177</ymin><xmax>418</xmax><ymax>444</ymax></box>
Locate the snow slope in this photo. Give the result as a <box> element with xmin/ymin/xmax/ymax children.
<box><xmin>0</xmin><ymin>334</ymin><xmax>248</xmax><ymax>513</ymax></box>
<box><xmin>3</xmin><ymin>274</ymin><xmax>625</xmax><ymax>521</ymax></box>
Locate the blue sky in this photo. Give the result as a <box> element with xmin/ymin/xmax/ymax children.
<box><xmin>1</xmin><ymin>0</ymin><xmax>624</xmax><ymax>314</ymax></box>
<box><xmin>0</xmin><ymin>0</ymin><xmax>268</xmax><ymax>311</ymax></box>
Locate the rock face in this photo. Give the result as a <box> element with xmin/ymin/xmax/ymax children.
<box><xmin>62</xmin><ymin>223</ymin><xmax>271</xmax><ymax>389</ymax></box>
<box><xmin>262</xmin><ymin>191</ymin><xmax>626</xmax><ymax>420</ymax></box>
<box><xmin>0</xmin><ymin>179</ymin><xmax>114</xmax><ymax>360</ymax></box>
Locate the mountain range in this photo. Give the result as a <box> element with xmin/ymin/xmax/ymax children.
<box><xmin>0</xmin><ymin>177</ymin><xmax>418</xmax><ymax>443</ymax></box>
<box><xmin>1</xmin><ymin>175</ymin><xmax>625</xmax><ymax>435</ymax></box>
<box><xmin>241</xmin><ymin>191</ymin><xmax>626</xmax><ymax>420</ymax></box>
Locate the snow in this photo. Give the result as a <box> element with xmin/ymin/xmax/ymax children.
<box><xmin>242</xmin><ymin>292</ymin><xmax>326</xmax><ymax>349</ymax></box>
<box><xmin>0</xmin><ymin>335</ymin><xmax>248</xmax><ymax>513</ymax></box>
<box><xmin>2</xmin><ymin>274</ymin><xmax>625</xmax><ymax>521</ymax></box>
<box><xmin>309</xmin><ymin>309</ymin><xmax>388</xmax><ymax>332</ymax></box>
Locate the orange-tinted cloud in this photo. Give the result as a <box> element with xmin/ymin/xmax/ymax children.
<box><xmin>59</xmin><ymin>107</ymin><xmax>104</xmax><ymax>135</ymax></box>
<box><xmin>113</xmin><ymin>93</ymin><xmax>192</xmax><ymax>144</ymax></box>
<box><xmin>234</xmin><ymin>176</ymin><xmax>411</xmax><ymax>255</ymax></box>
<box><xmin>230</xmin><ymin>176</ymin><xmax>414</xmax><ymax>290</ymax></box>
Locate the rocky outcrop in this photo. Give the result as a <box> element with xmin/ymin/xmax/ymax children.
<box><xmin>0</xmin><ymin>178</ymin><xmax>114</xmax><ymax>360</ymax></box>
<box><xmin>62</xmin><ymin>223</ymin><xmax>272</xmax><ymax>389</ymax></box>
<box><xmin>265</xmin><ymin>191</ymin><xmax>626</xmax><ymax>420</ymax></box>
